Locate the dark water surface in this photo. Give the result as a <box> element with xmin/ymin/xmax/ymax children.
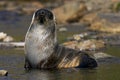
<box><xmin>0</xmin><ymin>11</ymin><xmax>120</xmax><ymax>80</ymax></box>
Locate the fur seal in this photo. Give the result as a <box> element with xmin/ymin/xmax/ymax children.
<box><xmin>24</xmin><ymin>9</ymin><xmax>97</xmax><ymax>69</ymax></box>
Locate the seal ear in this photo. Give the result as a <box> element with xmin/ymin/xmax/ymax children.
<box><xmin>51</xmin><ymin>11</ymin><xmax>56</xmax><ymax>21</ymax></box>
<box><xmin>51</xmin><ymin>11</ymin><xmax>56</xmax><ymax>25</ymax></box>
<box><xmin>31</xmin><ymin>12</ymin><xmax>36</xmax><ymax>24</ymax></box>
<box><xmin>31</xmin><ymin>9</ymin><xmax>40</xmax><ymax>24</ymax></box>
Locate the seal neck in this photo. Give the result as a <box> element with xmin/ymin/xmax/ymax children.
<box><xmin>28</xmin><ymin>22</ymin><xmax>57</xmax><ymax>43</ymax></box>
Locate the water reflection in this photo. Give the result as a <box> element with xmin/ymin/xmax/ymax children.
<box><xmin>25</xmin><ymin>70</ymin><xmax>55</xmax><ymax>80</ymax></box>
<box><xmin>1</xmin><ymin>49</ymin><xmax>120</xmax><ymax>80</ymax></box>
<box><xmin>25</xmin><ymin>68</ymin><xmax>97</xmax><ymax>80</ymax></box>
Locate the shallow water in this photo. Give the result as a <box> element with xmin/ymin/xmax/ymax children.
<box><xmin>0</xmin><ymin>11</ymin><xmax>120</xmax><ymax>80</ymax></box>
<box><xmin>0</xmin><ymin>49</ymin><xmax>120</xmax><ymax>80</ymax></box>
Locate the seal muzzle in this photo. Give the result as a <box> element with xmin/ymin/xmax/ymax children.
<box><xmin>34</xmin><ymin>9</ymin><xmax>54</xmax><ymax>24</ymax></box>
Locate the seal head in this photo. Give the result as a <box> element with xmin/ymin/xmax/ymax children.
<box><xmin>32</xmin><ymin>9</ymin><xmax>54</xmax><ymax>24</ymax></box>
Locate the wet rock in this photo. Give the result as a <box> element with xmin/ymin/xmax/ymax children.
<box><xmin>73</xmin><ymin>35</ymin><xmax>81</xmax><ymax>41</ymax></box>
<box><xmin>73</xmin><ymin>33</ymin><xmax>88</xmax><ymax>41</ymax></box>
<box><xmin>62</xmin><ymin>41</ymin><xmax>78</xmax><ymax>49</ymax></box>
<box><xmin>58</xmin><ymin>27</ymin><xmax>67</xmax><ymax>32</ymax></box>
<box><xmin>0</xmin><ymin>32</ymin><xmax>14</xmax><ymax>42</ymax></box>
<box><xmin>0</xmin><ymin>42</ymin><xmax>24</xmax><ymax>49</ymax></box>
<box><xmin>63</xmin><ymin>39</ymin><xmax>105</xmax><ymax>51</ymax></box>
<box><xmin>77</xmin><ymin>39</ymin><xmax>105</xmax><ymax>51</ymax></box>
<box><xmin>80</xmin><ymin>12</ymin><xmax>98</xmax><ymax>24</ymax></box>
<box><xmin>66</xmin><ymin>32</ymin><xmax>89</xmax><ymax>41</ymax></box>
<box><xmin>81</xmin><ymin>12</ymin><xmax>120</xmax><ymax>33</ymax></box>
<box><xmin>94</xmin><ymin>52</ymin><xmax>112</xmax><ymax>59</ymax></box>
<box><xmin>3</xmin><ymin>36</ymin><xmax>14</xmax><ymax>42</ymax></box>
<box><xmin>90</xmin><ymin>17</ymin><xmax>120</xmax><ymax>33</ymax></box>
<box><xmin>85</xmin><ymin>0</ymin><xmax>112</xmax><ymax>12</ymax></box>
<box><xmin>53</xmin><ymin>1</ymin><xmax>87</xmax><ymax>24</ymax></box>
<box><xmin>86</xmin><ymin>31</ymin><xmax>120</xmax><ymax>46</ymax></box>
<box><xmin>0</xmin><ymin>32</ymin><xmax>7</xmax><ymax>40</ymax></box>
<box><xmin>0</xmin><ymin>70</ymin><xmax>8</xmax><ymax>76</ymax></box>
<box><xmin>0</xmin><ymin>43</ymin><xmax>14</xmax><ymax>49</ymax></box>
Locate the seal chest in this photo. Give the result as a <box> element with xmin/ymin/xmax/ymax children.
<box><xmin>25</xmin><ymin>26</ymin><xmax>52</xmax><ymax>66</ymax></box>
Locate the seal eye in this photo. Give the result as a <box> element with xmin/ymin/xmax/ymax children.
<box><xmin>48</xmin><ymin>12</ymin><xmax>53</xmax><ymax>20</ymax></box>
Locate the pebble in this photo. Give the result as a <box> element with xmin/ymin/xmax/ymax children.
<box><xmin>3</xmin><ymin>36</ymin><xmax>14</xmax><ymax>42</ymax></box>
<box><xmin>0</xmin><ymin>32</ymin><xmax>14</xmax><ymax>42</ymax></box>
<box><xmin>0</xmin><ymin>70</ymin><xmax>8</xmax><ymax>76</ymax></box>
<box><xmin>0</xmin><ymin>32</ymin><xmax>7</xmax><ymax>40</ymax></box>
<box><xmin>73</xmin><ymin>33</ymin><xmax>88</xmax><ymax>41</ymax></box>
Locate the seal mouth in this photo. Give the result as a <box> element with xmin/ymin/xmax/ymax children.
<box><xmin>39</xmin><ymin>16</ymin><xmax>46</xmax><ymax>24</ymax></box>
<box><xmin>38</xmin><ymin>10</ymin><xmax>46</xmax><ymax>24</ymax></box>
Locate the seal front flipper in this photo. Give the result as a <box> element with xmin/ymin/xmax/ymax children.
<box><xmin>24</xmin><ymin>59</ymin><xmax>32</xmax><ymax>70</ymax></box>
<box><xmin>77</xmin><ymin>53</ymin><xmax>98</xmax><ymax>68</ymax></box>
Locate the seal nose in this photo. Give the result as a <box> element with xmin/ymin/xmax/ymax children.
<box><xmin>40</xmin><ymin>10</ymin><xmax>45</xmax><ymax>16</ymax></box>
